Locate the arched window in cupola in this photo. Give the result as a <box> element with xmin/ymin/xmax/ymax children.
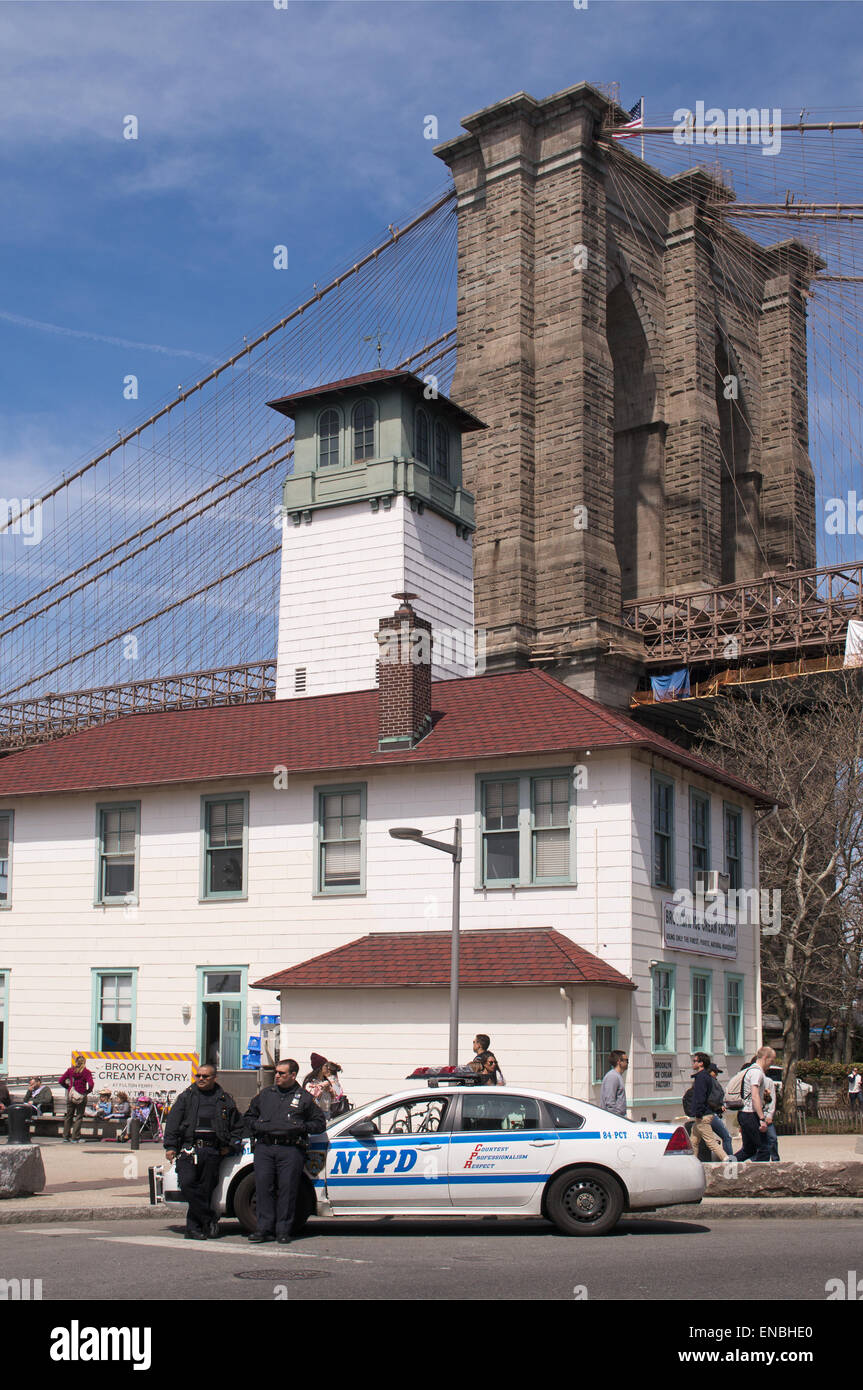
<box><xmin>414</xmin><ymin>408</ymin><xmax>430</xmax><ymax>467</ymax></box>
<box><xmin>352</xmin><ymin>399</ymin><xmax>376</xmax><ymax>462</ymax></box>
<box><xmin>434</xmin><ymin>421</ymin><xmax>449</xmax><ymax>480</ymax></box>
<box><xmin>318</xmin><ymin>408</ymin><xmax>341</xmax><ymax>468</ymax></box>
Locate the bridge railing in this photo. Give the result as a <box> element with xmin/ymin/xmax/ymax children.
<box><xmin>622</xmin><ymin>561</ymin><xmax>863</xmax><ymax>666</ymax></box>
<box><xmin>0</xmin><ymin>661</ymin><xmax>277</xmax><ymax>751</ymax></box>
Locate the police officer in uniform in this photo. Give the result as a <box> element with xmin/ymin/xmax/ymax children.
<box><xmin>243</xmin><ymin>1058</ymin><xmax>326</xmax><ymax>1245</ymax></box>
<box><xmin>164</xmin><ymin>1064</ymin><xmax>243</xmax><ymax>1240</ymax></box>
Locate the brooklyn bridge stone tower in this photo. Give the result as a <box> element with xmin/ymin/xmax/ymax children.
<box><xmin>436</xmin><ymin>83</ymin><xmax>819</xmax><ymax>707</ymax></box>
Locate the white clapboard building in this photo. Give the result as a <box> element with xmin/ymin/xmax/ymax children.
<box><xmin>0</xmin><ymin>371</ymin><xmax>770</xmax><ymax>1117</ymax></box>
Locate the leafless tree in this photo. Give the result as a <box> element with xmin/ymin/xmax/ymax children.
<box><xmin>696</xmin><ymin>670</ymin><xmax>863</xmax><ymax>1124</ymax></box>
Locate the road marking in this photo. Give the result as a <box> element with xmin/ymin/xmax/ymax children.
<box><xmin>16</xmin><ymin>1227</ymin><xmax>113</xmax><ymax>1236</ymax></box>
<box><xmin>90</xmin><ymin>1234</ymin><xmax>371</xmax><ymax>1265</ymax></box>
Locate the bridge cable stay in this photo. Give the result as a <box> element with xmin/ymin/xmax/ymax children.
<box><xmin>0</xmin><ymin>188</ymin><xmax>458</xmax><ymax>704</ymax></box>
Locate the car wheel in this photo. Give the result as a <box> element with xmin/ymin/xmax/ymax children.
<box><xmin>545</xmin><ymin>1168</ymin><xmax>624</xmax><ymax>1237</ymax></box>
<box><xmin>232</xmin><ymin>1172</ymin><xmax>314</xmax><ymax>1235</ymax></box>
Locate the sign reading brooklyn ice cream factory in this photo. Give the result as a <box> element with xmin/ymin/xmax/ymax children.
<box><xmin>662</xmin><ymin>902</ymin><xmax>738</xmax><ymax>960</ymax></box>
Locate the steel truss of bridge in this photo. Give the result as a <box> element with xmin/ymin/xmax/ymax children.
<box><xmin>622</xmin><ymin>560</ymin><xmax>863</xmax><ymax>668</ymax></box>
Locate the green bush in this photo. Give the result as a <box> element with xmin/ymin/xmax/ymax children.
<box><xmin>796</xmin><ymin>1061</ymin><xmax>863</xmax><ymax>1080</ymax></box>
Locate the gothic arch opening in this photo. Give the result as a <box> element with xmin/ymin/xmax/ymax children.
<box><xmin>716</xmin><ymin>340</ymin><xmax>760</xmax><ymax>583</ymax></box>
<box><xmin>607</xmin><ymin>280</ymin><xmax>662</xmax><ymax>601</ymax></box>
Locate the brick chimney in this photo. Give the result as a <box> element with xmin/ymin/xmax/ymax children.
<box><xmin>376</xmin><ymin>594</ymin><xmax>433</xmax><ymax>750</ymax></box>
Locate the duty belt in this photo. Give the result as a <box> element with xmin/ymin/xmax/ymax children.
<box><xmin>259</xmin><ymin>1135</ymin><xmax>303</xmax><ymax>1146</ymax></box>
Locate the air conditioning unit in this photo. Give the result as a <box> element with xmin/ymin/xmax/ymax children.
<box><xmin>700</xmin><ymin>870</ymin><xmax>731</xmax><ymax>897</ymax></box>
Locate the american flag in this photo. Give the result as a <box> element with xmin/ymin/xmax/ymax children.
<box><xmin>612</xmin><ymin>98</ymin><xmax>644</xmax><ymax>140</ymax></box>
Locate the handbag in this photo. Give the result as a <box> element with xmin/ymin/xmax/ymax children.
<box><xmin>68</xmin><ymin>1086</ymin><xmax>85</xmax><ymax>1104</ymax></box>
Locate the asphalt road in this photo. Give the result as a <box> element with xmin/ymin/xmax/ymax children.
<box><xmin>2</xmin><ymin>1215</ymin><xmax>860</xmax><ymax>1302</ymax></box>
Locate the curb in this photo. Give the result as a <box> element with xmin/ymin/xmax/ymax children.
<box><xmin>0</xmin><ymin>1204</ymin><xmax>165</xmax><ymax>1226</ymax></box>
<box><xmin>0</xmin><ymin>1197</ymin><xmax>862</xmax><ymax>1225</ymax></box>
<box><xmin>630</xmin><ymin>1197</ymin><xmax>863</xmax><ymax>1220</ymax></box>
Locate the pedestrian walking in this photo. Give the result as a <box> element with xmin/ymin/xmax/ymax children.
<box><xmin>848</xmin><ymin>1067</ymin><xmax>862</xmax><ymax>1113</ymax></box>
<box><xmin>163</xmin><ymin>1065</ymin><xmax>243</xmax><ymax>1240</ymax></box>
<box><xmin>464</xmin><ymin>1034</ymin><xmax>505</xmax><ymax>1085</ymax></box>
<box><xmin>244</xmin><ymin>1058</ymin><xmax>326</xmax><ymax>1245</ymax></box>
<box><xmin>599</xmin><ymin>1050</ymin><xmax>628</xmax><ymax>1117</ymax></box>
<box><xmin>706</xmin><ymin>1064</ymin><xmax>733</xmax><ymax>1157</ymax></box>
<box><xmin>763</xmin><ymin>1075</ymin><xmax>781</xmax><ymax>1160</ymax></box>
<box><xmin>733</xmin><ymin>1047</ymin><xmax>775</xmax><ymax>1162</ymax></box>
<box><xmin>59</xmin><ymin>1055</ymin><xmax>94</xmax><ymax>1142</ymax></box>
<box><xmin>686</xmin><ymin>1054</ymin><xmax>728</xmax><ymax>1162</ymax></box>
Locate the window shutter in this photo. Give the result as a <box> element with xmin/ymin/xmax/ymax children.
<box><xmin>535</xmin><ymin>827</ymin><xmax>569</xmax><ymax>878</ymax></box>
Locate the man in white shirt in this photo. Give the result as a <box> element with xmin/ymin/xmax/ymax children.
<box><xmin>848</xmin><ymin>1067</ymin><xmax>862</xmax><ymax>1112</ymax></box>
<box><xmin>734</xmin><ymin>1046</ymin><xmax>775</xmax><ymax>1162</ymax></box>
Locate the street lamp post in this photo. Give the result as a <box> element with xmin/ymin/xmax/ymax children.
<box><xmin>389</xmin><ymin>819</ymin><xmax>462</xmax><ymax>1065</ymax></box>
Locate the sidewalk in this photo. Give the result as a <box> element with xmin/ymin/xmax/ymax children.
<box><xmin>0</xmin><ymin>1134</ymin><xmax>861</xmax><ymax>1224</ymax></box>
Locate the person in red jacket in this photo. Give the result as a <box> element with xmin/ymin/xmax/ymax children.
<box><xmin>59</xmin><ymin>1055</ymin><xmax>94</xmax><ymax>1142</ymax></box>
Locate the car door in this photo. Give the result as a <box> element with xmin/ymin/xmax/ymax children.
<box><xmin>324</xmin><ymin>1092</ymin><xmax>454</xmax><ymax>1211</ymax></box>
<box><xmin>448</xmin><ymin>1092</ymin><xmax>559</xmax><ymax>1208</ymax></box>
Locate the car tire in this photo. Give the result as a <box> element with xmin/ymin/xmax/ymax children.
<box><xmin>545</xmin><ymin>1167</ymin><xmax>624</xmax><ymax>1237</ymax></box>
<box><xmin>232</xmin><ymin>1172</ymin><xmax>314</xmax><ymax>1236</ymax></box>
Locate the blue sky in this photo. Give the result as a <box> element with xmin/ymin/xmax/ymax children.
<box><xmin>2</xmin><ymin>0</ymin><xmax>862</xmax><ymax>500</ymax></box>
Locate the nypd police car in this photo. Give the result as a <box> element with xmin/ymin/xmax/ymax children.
<box><xmin>151</xmin><ymin>1078</ymin><xmax>704</xmax><ymax>1237</ymax></box>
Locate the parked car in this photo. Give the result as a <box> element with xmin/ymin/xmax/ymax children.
<box><xmin>150</xmin><ymin>1081</ymin><xmax>705</xmax><ymax>1238</ymax></box>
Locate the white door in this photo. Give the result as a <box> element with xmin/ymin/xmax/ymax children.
<box><xmin>448</xmin><ymin>1093</ymin><xmax>559</xmax><ymax>1208</ymax></box>
<box><xmin>325</xmin><ymin>1093</ymin><xmax>453</xmax><ymax>1210</ymax></box>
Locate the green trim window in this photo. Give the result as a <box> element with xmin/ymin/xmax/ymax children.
<box><xmin>202</xmin><ymin>795</ymin><xmax>248</xmax><ymax>899</ymax></box>
<box><xmin>690</xmin><ymin>970</ymin><xmax>712</xmax><ymax>1052</ymax></box>
<box><xmin>0</xmin><ymin>811</ymin><xmax>12</xmax><ymax>905</ymax></box>
<box><xmin>482</xmin><ymin>779</ymin><xmax>520</xmax><ymax>883</ymax></box>
<box><xmin>414</xmin><ymin>408</ymin><xmax>430</xmax><ymax>467</ymax></box>
<box><xmin>197</xmin><ymin>966</ymin><xmax>247</xmax><ymax>1072</ymax></box>
<box><xmin>92</xmin><ymin>969</ymin><xmax>137</xmax><ymax>1051</ymax></box>
<box><xmin>725</xmin><ymin>973</ymin><xmax>744</xmax><ymax>1054</ymax></box>
<box><xmin>0</xmin><ymin>970</ymin><xmax>7</xmax><ymax>1069</ymax></box>
<box><xmin>652</xmin><ymin>774</ymin><xmax>674</xmax><ymax>889</ymax></box>
<box><xmin>532</xmin><ymin>775</ymin><xmax>571</xmax><ymax>881</ymax></box>
<box><xmin>690</xmin><ymin>790</ymin><xmax>710</xmax><ymax>892</ymax></box>
<box><xmin>591</xmin><ymin>1017</ymin><xmax>619</xmax><ymax>1085</ymax></box>
<box><xmin>96</xmin><ymin>803</ymin><xmax>140</xmax><ymax>904</ymax></box>
<box><xmin>433</xmin><ymin>421</ymin><xmax>449</xmax><ymax>479</ymax></box>
<box><xmin>317</xmin><ymin>785</ymin><xmax>366</xmax><ymax>893</ymax></box>
<box><xmin>352</xmin><ymin>399</ymin><xmax>375</xmax><ymax>461</ymax></box>
<box><xmin>652</xmin><ymin>963</ymin><xmax>676</xmax><ymax>1053</ymax></box>
<box><xmin>477</xmin><ymin>769</ymin><xmax>576</xmax><ymax>888</ymax></box>
<box><xmin>724</xmin><ymin>804</ymin><xmax>742</xmax><ymax>890</ymax></box>
<box><xmin>318</xmin><ymin>408</ymin><xmax>341</xmax><ymax>468</ymax></box>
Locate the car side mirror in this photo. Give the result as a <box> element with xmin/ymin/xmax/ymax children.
<box><xmin>348</xmin><ymin>1119</ymin><xmax>377</xmax><ymax>1139</ymax></box>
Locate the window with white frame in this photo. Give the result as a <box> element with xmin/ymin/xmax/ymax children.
<box><xmin>690</xmin><ymin>970</ymin><xmax>712</xmax><ymax>1051</ymax></box>
<box><xmin>652</xmin><ymin>964</ymin><xmax>675</xmax><ymax>1053</ymax></box>
<box><xmin>0</xmin><ymin>812</ymin><xmax>11</xmax><ymax>905</ymax></box>
<box><xmin>317</xmin><ymin>786</ymin><xmax>365</xmax><ymax>892</ymax></box>
<box><xmin>93</xmin><ymin>970</ymin><xmax>135</xmax><ymax>1051</ymax></box>
<box><xmin>478</xmin><ymin>770</ymin><xmax>576</xmax><ymax>888</ymax></box>
<box><xmin>97</xmin><ymin>804</ymin><xmax>139</xmax><ymax>904</ymax></box>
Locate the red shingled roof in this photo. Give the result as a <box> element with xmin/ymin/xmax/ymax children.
<box><xmin>253</xmin><ymin>928</ymin><xmax>637</xmax><ymax>991</ymax></box>
<box><xmin>0</xmin><ymin>669</ymin><xmax>770</xmax><ymax>802</ymax></box>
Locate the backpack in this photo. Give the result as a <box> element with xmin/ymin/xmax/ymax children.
<box><xmin>683</xmin><ymin>1077</ymin><xmax>725</xmax><ymax>1118</ymax></box>
<box><xmin>708</xmin><ymin>1077</ymin><xmax>725</xmax><ymax>1112</ymax></box>
<box><xmin>724</xmin><ymin>1065</ymin><xmax>754</xmax><ymax>1111</ymax></box>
